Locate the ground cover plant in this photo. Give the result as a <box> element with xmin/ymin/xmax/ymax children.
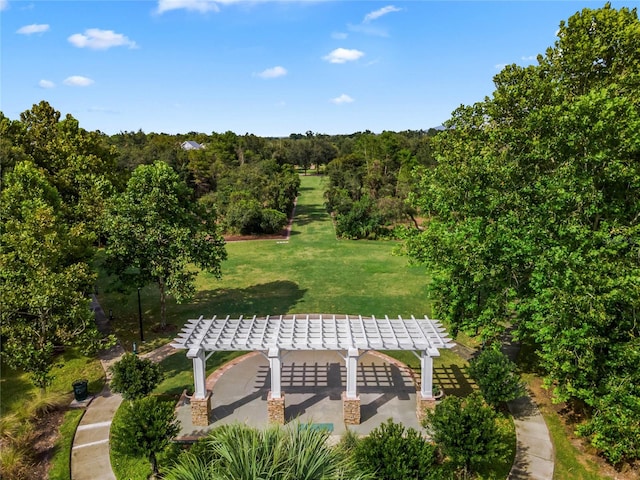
<box><xmin>0</xmin><ymin>349</ymin><xmax>104</xmax><ymax>480</ymax></box>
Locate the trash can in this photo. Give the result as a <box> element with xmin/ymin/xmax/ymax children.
<box><xmin>72</xmin><ymin>379</ymin><xmax>89</xmax><ymax>401</ymax></box>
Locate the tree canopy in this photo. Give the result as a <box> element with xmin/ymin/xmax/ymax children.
<box><xmin>406</xmin><ymin>4</ymin><xmax>640</xmax><ymax>464</ymax></box>
<box><xmin>103</xmin><ymin>161</ymin><xmax>227</xmax><ymax>328</ymax></box>
<box><xmin>0</xmin><ymin>162</ymin><xmax>102</xmax><ymax>388</ymax></box>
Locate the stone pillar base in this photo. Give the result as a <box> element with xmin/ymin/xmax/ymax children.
<box><xmin>342</xmin><ymin>392</ymin><xmax>361</xmax><ymax>425</ymax></box>
<box><xmin>416</xmin><ymin>393</ymin><xmax>437</xmax><ymax>423</ymax></box>
<box><xmin>191</xmin><ymin>391</ymin><xmax>212</xmax><ymax>426</ymax></box>
<box><xmin>268</xmin><ymin>391</ymin><xmax>285</xmax><ymax>424</ymax></box>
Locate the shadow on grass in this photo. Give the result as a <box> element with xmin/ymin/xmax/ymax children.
<box><xmin>291</xmin><ymin>204</ymin><xmax>330</xmax><ymax>228</ymax></box>
<box><xmin>191</xmin><ymin>280</ymin><xmax>307</xmax><ymax>317</ymax></box>
<box><xmin>434</xmin><ymin>364</ymin><xmax>476</xmax><ymax>397</ymax></box>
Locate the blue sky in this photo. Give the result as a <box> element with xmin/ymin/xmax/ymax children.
<box><xmin>1</xmin><ymin>1</ymin><xmax>632</xmax><ymax>136</ymax></box>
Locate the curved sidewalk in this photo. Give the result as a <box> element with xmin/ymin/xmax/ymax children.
<box><xmin>70</xmin><ymin>297</ymin><xmax>175</xmax><ymax>480</ymax></box>
<box><xmin>504</xmin><ymin>336</ymin><xmax>555</xmax><ymax>479</ymax></box>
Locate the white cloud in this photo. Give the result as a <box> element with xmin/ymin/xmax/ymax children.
<box><xmin>521</xmin><ymin>55</ymin><xmax>536</xmax><ymax>61</ymax></box>
<box><xmin>17</xmin><ymin>24</ymin><xmax>49</xmax><ymax>35</ymax></box>
<box><xmin>323</xmin><ymin>48</ymin><xmax>364</xmax><ymax>64</ymax></box>
<box><xmin>69</xmin><ymin>29</ymin><xmax>137</xmax><ymax>50</ymax></box>
<box><xmin>363</xmin><ymin>5</ymin><xmax>401</xmax><ymax>23</ymax></box>
<box><xmin>331</xmin><ymin>32</ymin><xmax>348</xmax><ymax>40</ymax></box>
<box><xmin>495</xmin><ymin>63</ymin><xmax>507</xmax><ymax>70</ymax></box>
<box><xmin>0</xmin><ymin>0</ymin><xmax>8</xmax><ymax>11</ymax></box>
<box><xmin>64</xmin><ymin>75</ymin><xmax>94</xmax><ymax>87</ymax></box>
<box><xmin>157</xmin><ymin>0</ymin><xmax>220</xmax><ymax>14</ymax></box>
<box><xmin>257</xmin><ymin>66</ymin><xmax>287</xmax><ymax>79</ymax></box>
<box><xmin>38</xmin><ymin>79</ymin><xmax>55</xmax><ymax>89</ymax></box>
<box><xmin>331</xmin><ymin>94</ymin><xmax>354</xmax><ymax>105</ymax></box>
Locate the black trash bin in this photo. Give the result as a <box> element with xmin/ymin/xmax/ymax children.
<box><xmin>72</xmin><ymin>379</ymin><xmax>89</xmax><ymax>401</ymax></box>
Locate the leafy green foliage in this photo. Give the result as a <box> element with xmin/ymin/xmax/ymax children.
<box><xmin>0</xmin><ymin>162</ymin><xmax>102</xmax><ymax>389</ymax></box>
<box><xmin>103</xmin><ymin>161</ymin><xmax>227</xmax><ymax>327</ymax></box>
<box><xmin>111</xmin><ymin>396</ymin><xmax>180</xmax><ymax>476</ymax></box>
<box><xmin>109</xmin><ymin>353</ymin><xmax>163</xmax><ymax>401</ymax></box>
<box><xmin>467</xmin><ymin>348</ymin><xmax>525</xmax><ymax>407</ymax></box>
<box><xmin>353</xmin><ymin>419</ymin><xmax>439</xmax><ymax>480</ymax></box>
<box><xmin>165</xmin><ymin>422</ymin><xmax>370</xmax><ymax>480</ymax></box>
<box><xmin>324</xmin><ymin>130</ymin><xmax>437</xmax><ymax>239</ymax></box>
<box><xmin>7</xmin><ymin>101</ymin><xmax>119</xmax><ymax>233</ymax></box>
<box><xmin>576</xmin><ymin>340</ymin><xmax>640</xmax><ymax>465</ymax></box>
<box><xmin>424</xmin><ymin>392</ymin><xmax>508</xmax><ymax>475</ymax></box>
<box><xmin>406</xmin><ymin>5</ymin><xmax>640</xmax><ymax>463</ymax></box>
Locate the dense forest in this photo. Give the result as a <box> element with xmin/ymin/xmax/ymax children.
<box><xmin>1</xmin><ymin>3</ymin><xmax>639</xmax><ymax>470</ymax></box>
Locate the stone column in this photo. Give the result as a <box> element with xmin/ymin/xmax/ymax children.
<box><xmin>342</xmin><ymin>392</ymin><xmax>361</xmax><ymax>425</ymax></box>
<box><xmin>268</xmin><ymin>347</ymin><xmax>282</xmax><ymax>398</ymax></box>
<box><xmin>268</xmin><ymin>391</ymin><xmax>285</xmax><ymax>424</ymax></box>
<box><xmin>191</xmin><ymin>391</ymin><xmax>212</xmax><ymax>426</ymax></box>
<box><xmin>420</xmin><ymin>350</ymin><xmax>434</xmax><ymax>398</ymax></box>
<box><xmin>343</xmin><ymin>348</ymin><xmax>361</xmax><ymax>424</ymax></box>
<box><xmin>416</xmin><ymin>393</ymin><xmax>436</xmax><ymax>423</ymax></box>
<box><xmin>188</xmin><ymin>347</ymin><xmax>207</xmax><ymax>399</ymax></box>
<box><xmin>188</xmin><ymin>347</ymin><xmax>211</xmax><ymax>426</ymax></box>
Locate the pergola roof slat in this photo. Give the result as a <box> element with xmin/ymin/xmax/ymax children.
<box><xmin>172</xmin><ymin>314</ymin><xmax>455</xmax><ymax>354</ymax></box>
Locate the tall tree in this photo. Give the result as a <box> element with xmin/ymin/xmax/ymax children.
<box><xmin>103</xmin><ymin>161</ymin><xmax>227</xmax><ymax>328</ymax></box>
<box><xmin>0</xmin><ymin>162</ymin><xmax>102</xmax><ymax>389</ymax></box>
<box><xmin>406</xmin><ymin>4</ymin><xmax>640</xmax><ymax>463</ymax></box>
<box><xmin>8</xmin><ymin>101</ymin><xmax>120</xmax><ymax>237</ymax></box>
<box><xmin>111</xmin><ymin>396</ymin><xmax>180</xmax><ymax>477</ymax></box>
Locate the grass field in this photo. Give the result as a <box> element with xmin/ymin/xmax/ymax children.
<box><xmin>97</xmin><ymin>175</ymin><xmax>434</xmax><ymax>353</ymax></box>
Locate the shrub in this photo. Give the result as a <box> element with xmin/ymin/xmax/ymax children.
<box><xmin>111</xmin><ymin>396</ymin><xmax>180</xmax><ymax>477</ymax></box>
<box><xmin>467</xmin><ymin>347</ymin><xmax>525</xmax><ymax>407</ymax></box>
<box><xmin>577</xmin><ymin>380</ymin><xmax>640</xmax><ymax>465</ymax></box>
<box><xmin>109</xmin><ymin>353</ymin><xmax>163</xmax><ymax>401</ymax></box>
<box><xmin>260</xmin><ymin>209</ymin><xmax>288</xmax><ymax>234</ymax></box>
<box><xmin>353</xmin><ymin>419</ymin><xmax>439</xmax><ymax>480</ymax></box>
<box><xmin>424</xmin><ymin>392</ymin><xmax>508</xmax><ymax>476</ymax></box>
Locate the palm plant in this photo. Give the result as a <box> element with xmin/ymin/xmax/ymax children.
<box><xmin>164</xmin><ymin>422</ymin><xmax>371</xmax><ymax>480</ymax></box>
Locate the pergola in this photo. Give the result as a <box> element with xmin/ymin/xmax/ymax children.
<box><xmin>172</xmin><ymin>314</ymin><xmax>455</xmax><ymax>426</ymax></box>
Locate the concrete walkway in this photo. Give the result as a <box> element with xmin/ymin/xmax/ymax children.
<box><xmin>70</xmin><ymin>297</ymin><xmax>175</xmax><ymax>480</ymax></box>
<box><xmin>503</xmin><ymin>331</ymin><xmax>555</xmax><ymax>479</ymax></box>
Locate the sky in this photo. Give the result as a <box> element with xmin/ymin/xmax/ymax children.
<box><xmin>0</xmin><ymin>0</ymin><xmax>634</xmax><ymax>136</ymax></box>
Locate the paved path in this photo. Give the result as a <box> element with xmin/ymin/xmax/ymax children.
<box><xmin>503</xmin><ymin>331</ymin><xmax>555</xmax><ymax>479</ymax></box>
<box><xmin>70</xmin><ymin>296</ymin><xmax>175</xmax><ymax>480</ymax></box>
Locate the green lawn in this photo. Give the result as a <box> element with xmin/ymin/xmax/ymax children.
<box><xmin>0</xmin><ymin>349</ymin><xmax>105</xmax><ymax>417</ymax></box>
<box><xmin>97</xmin><ymin>175</ymin><xmax>433</xmax><ymax>353</ymax></box>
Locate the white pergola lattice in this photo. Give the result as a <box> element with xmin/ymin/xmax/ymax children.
<box><xmin>172</xmin><ymin>314</ymin><xmax>455</xmax><ymax>400</ymax></box>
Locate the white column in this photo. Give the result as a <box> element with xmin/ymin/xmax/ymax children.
<box><xmin>420</xmin><ymin>351</ymin><xmax>434</xmax><ymax>398</ymax></box>
<box><xmin>268</xmin><ymin>347</ymin><xmax>282</xmax><ymax>399</ymax></box>
<box><xmin>345</xmin><ymin>347</ymin><xmax>359</xmax><ymax>399</ymax></box>
<box><xmin>188</xmin><ymin>348</ymin><xmax>207</xmax><ymax>399</ymax></box>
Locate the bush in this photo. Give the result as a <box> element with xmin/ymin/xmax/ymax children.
<box><xmin>353</xmin><ymin>419</ymin><xmax>439</xmax><ymax>480</ymax></box>
<box><xmin>260</xmin><ymin>209</ymin><xmax>288</xmax><ymax>233</ymax></box>
<box><xmin>577</xmin><ymin>380</ymin><xmax>640</xmax><ymax>465</ymax></box>
<box><xmin>109</xmin><ymin>353</ymin><xmax>163</xmax><ymax>401</ymax></box>
<box><xmin>335</xmin><ymin>196</ymin><xmax>382</xmax><ymax>239</ymax></box>
<box><xmin>111</xmin><ymin>396</ymin><xmax>180</xmax><ymax>477</ymax></box>
<box><xmin>165</xmin><ymin>421</ymin><xmax>370</xmax><ymax>480</ymax></box>
<box><xmin>424</xmin><ymin>392</ymin><xmax>508</xmax><ymax>476</ymax></box>
<box><xmin>467</xmin><ymin>347</ymin><xmax>525</xmax><ymax>407</ymax></box>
